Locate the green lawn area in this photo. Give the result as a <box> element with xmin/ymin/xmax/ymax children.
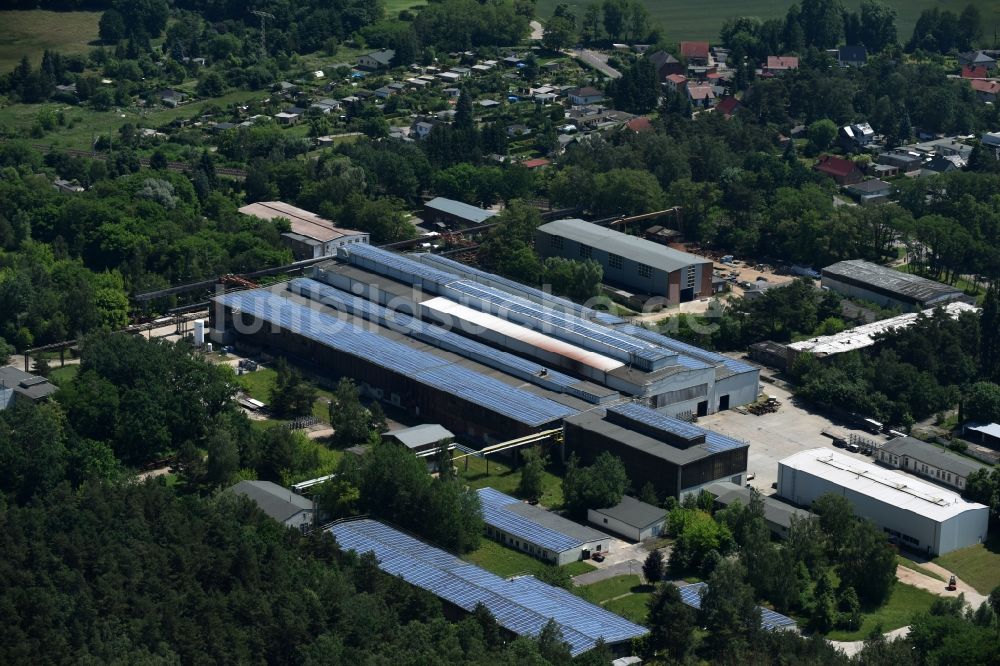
<box><xmin>933</xmin><ymin>536</ymin><xmax>1000</xmax><ymax>595</ymax></box>
<box><xmin>825</xmin><ymin>583</ymin><xmax>939</xmax><ymax>641</ymax></box>
<box><xmin>238</xmin><ymin>366</ymin><xmax>332</xmax><ymax>424</ymax></box>
<box><xmin>384</xmin><ymin>0</ymin><xmax>429</xmax><ymax>15</ymax></box>
<box><xmin>0</xmin><ymin>10</ymin><xmax>101</xmax><ymax>72</ymax></box>
<box><xmin>575</xmin><ymin>574</ymin><xmax>646</xmax><ymax>604</ymax></box>
<box><xmin>896</xmin><ymin>554</ymin><xmax>945</xmax><ymax>583</ymax></box>
<box><xmin>462</xmin><ymin>538</ymin><xmax>595</xmax><ymax>578</ymax></box>
<box><xmin>575</xmin><ymin>574</ymin><xmax>653</xmax><ymax>624</ymax></box>
<box><xmin>456</xmin><ymin>453</ymin><xmax>565</xmax><ymax>509</ymax></box>
<box><xmin>604</xmin><ymin>591</ymin><xmax>653</xmax><ymax>625</ymax></box>
<box><xmin>47</xmin><ymin>364</ymin><xmax>79</xmax><ymax>386</ymax></box>
<box><xmin>535</xmin><ymin>0</ymin><xmax>1000</xmax><ymax>43</ymax></box>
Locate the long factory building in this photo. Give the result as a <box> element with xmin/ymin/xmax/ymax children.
<box><xmin>210</xmin><ymin>245</ymin><xmax>759</xmax><ymax>444</ymax></box>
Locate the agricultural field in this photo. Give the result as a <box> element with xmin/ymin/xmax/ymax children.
<box><xmin>0</xmin><ymin>10</ymin><xmax>101</xmax><ymax>72</ymax></box>
<box><xmin>535</xmin><ymin>0</ymin><xmax>1000</xmax><ymax>43</ymax></box>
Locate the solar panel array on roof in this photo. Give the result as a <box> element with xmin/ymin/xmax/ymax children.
<box><xmin>417</xmin><ymin>254</ymin><xmax>626</xmax><ymax>325</ymax></box>
<box><xmin>617</xmin><ymin>324</ymin><xmax>757</xmax><ymax>375</ymax></box>
<box><xmin>216</xmin><ymin>290</ymin><xmax>577</xmax><ymax>426</ymax></box>
<box><xmin>340</xmin><ymin>243</ymin><xmax>460</xmax><ymax>288</ymax></box>
<box><xmin>445</xmin><ymin>281</ymin><xmax>674</xmax><ymax>372</ymax></box>
<box><xmin>329</xmin><ymin>519</ymin><xmax>648</xmax><ymax>655</ymax></box>
<box><xmin>677</xmin><ymin>582</ymin><xmax>797</xmax><ymax>631</ymax></box>
<box><xmin>287</xmin><ymin>278</ymin><xmax>617</xmax><ymax>405</ymax></box>
<box><xmin>607</xmin><ymin>403</ymin><xmax>747</xmax><ymax>454</ymax></box>
<box><xmin>478</xmin><ymin>488</ymin><xmax>590</xmax><ymax>553</ymax></box>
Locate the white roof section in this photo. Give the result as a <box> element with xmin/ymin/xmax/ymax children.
<box><xmin>239</xmin><ymin>201</ymin><xmax>366</xmax><ymax>243</ymax></box>
<box><xmin>966</xmin><ymin>422</ymin><xmax>1000</xmax><ymax>439</ymax></box>
<box><xmin>780</xmin><ymin>448</ymin><xmax>988</xmax><ymax>522</ymax></box>
<box><xmin>421</xmin><ymin>296</ymin><xmax>625</xmax><ymax>372</ymax></box>
<box><xmin>788</xmin><ymin>302</ymin><xmax>978</xmax><ymax>355</ymax></box>
<box><xmin>383</xmin><ymin>423</ymin><xmax>455</xmax><ymax>449</ymax></box>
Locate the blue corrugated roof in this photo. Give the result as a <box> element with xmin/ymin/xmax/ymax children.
<box><xmin>677</xmin><ymin>582</ymin><xmax>797</xmax><ymax>631</ymax></box>
<box><xmin>216</xmin><ymin>289</ymin><xmax>576</xmax><ymax>427</ymax></box>
<box><xmin>607</xmin><ymin>403</ymin><xmax>747</xmax><ymax>453</ymax></box>
<box><xmin>329</xmin><ymin>519</ymin><xmax>648</xmax><ymax>655</ymax></box>
<box><xmin>288</xmin><ymin>278</ymin><xmax>614</xmax><ymax>405</ymax></box>
<box><xmin>477</xmin><ymin>488</ymin><xmax>600</xmax><ymax>553</ymax></box>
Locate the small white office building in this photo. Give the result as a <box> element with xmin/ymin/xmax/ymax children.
<box><xmin>778</xmin><ymin>448</ymin><xmax>989</xmax><ymax>556</ymax></box>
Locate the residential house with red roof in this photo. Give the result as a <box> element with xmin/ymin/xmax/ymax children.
<box><xmin>962</xmin><ymin>65</ymin><xmax>989</xmax><ymax>79</ymax></box>
<box><xmin>715</xmin><ymin>96</ymin><xmax>741</xmax><ymax>119</ymax></box>
<box><xmin>680</xmin><ymin>41</ymin><xmax>710</xmax><ymax>66</ymax></box>
<box><xmin>686</xmin><ymin>84</ymin><xmax>715</xmax><ymax>108</ymax></box>
<box><xmin>764</xmin><ymin>56</ymin><xmax>799</xmax><ymax>75</ymax></box>
<box><xmin>624</xmin><ymin>117</ymin><xmax>653</xmax><ymax>133</ymax></box>
<box><xmin>665</xmin><ymin>74</ymin><xmax>688</xmax><ymax>94</ymax></box>
<box><xmin>814</xmin><ymin>155</ymin><xmax>864</xmax><ymax>185</ymax></box>
<box><xmin>971</xmin><ymin>78</ymin><xmax>1000</xmax><ymax>103</ymax></box>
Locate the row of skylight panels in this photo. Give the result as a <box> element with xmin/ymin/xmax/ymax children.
<box><xmin>608</xmin><ymin>403</ymin><xmax>747</xmax><ymax>453</ymax></box>
<box><xmin>217</xmin><ymin>290</ymin><xmax>576</xmax><ymax>426</ymax></box>
<box><xmin>341</xmin><ymin>245</ymin><xmax>741</xmax><ymax>377</ymax></box>
<box><xmin>417</xmin><ymin>253</ymin><xmax>627</xmax><ymax>325</ymax></box>
<box><xmin>328</xmin><ymin>520</ymin><xmax>645</xmax><ymax>655</ymax></box>
<box><xmin>618</xmin><ymin>324</ymin><xmax>757</xmax><ymax>375</ymax></box>
<box><xmin>288</xmin><ymin>278</ymin><xmax>595</xmax><ymax>399</ymax></box>
<box><xmin>445</xmin><ymin>281</ymin><xmax>673</xmax><ymax>369</ymax></box>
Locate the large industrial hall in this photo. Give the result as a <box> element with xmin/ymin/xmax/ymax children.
<box><xmin>209</xmin><ymin>244</ymin><xmax>760</xmax><ymax>443</ymax></box>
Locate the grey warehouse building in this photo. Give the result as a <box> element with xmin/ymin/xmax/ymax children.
<box><xmin>821</xmin><ymin>260</ymin><xmax>965</xmax><ymax>311</ymax></box>
<box><xmin>536</xmin><ymin>219</ymin><xmax>714</xmax><ymax>304</ymax></box>
<box><xmin>877</xmin><ymin>437</ymin><xmax>989</xmax><ymax>491</ymax></box>
<box><xmin>778</xmin><ymin>448</ymin><xmax>989</xmax><ymax>556</ymax></box>
<box><xmin>704</xmin><ymin>481</ymin><xmax>812</xmax><ymax>539</ymax></box>
<box><xmin>588</xmin><ymin>495</ymin><xmax>667</xmax><ymax>541</ymax></box>
<box><xmin>479</xmin><ymin>487</ymin><xmax>612</xmax><ymax>565</ymax></box>
<box><xmin>422</xmin><ymin>196</ymin><xmax>497</xmax><ymax>229</ymax></box>
<box><xmin>229</xmin><ymin>480</ymin><xmax>316</xmax><ymax>532</ymax></box>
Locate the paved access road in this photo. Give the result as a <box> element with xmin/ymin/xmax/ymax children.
<box><xmin>570</xmin><ymin>49</ymin><xmax>621</xmax><ymax>79</ymax></box>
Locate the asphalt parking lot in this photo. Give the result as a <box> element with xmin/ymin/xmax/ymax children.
<box><xmin>697</xmin><ymin>382</ymin><xmax>888</xmax><ymax>494</ymax></box>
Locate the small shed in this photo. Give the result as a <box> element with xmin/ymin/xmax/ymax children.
<box><xmin>588</xmin><ymin>495</ymin><xmax>666</xmax><ymax>542</ymax></box>
<box><xmin>383</xmin><ymin>423</ymin><xmax>455</xmax><ymax>455</ymax></box>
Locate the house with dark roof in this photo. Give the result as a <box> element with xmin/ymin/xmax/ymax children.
<box><xmin>588</xmin><ymin>495</ymin><xmax>666</xmax><ymax>541</ymax></box>
<box><xmin>0</xmin><ymin>367</ymin><xmax>57</xmax><ymax>410</ymax></box>
<box><xmin>920</xmin><ymin>154</ymin><xmax>963</xmax><ymax>176</ymax></box>
<box><xmin>568</xmin><ymin>86</ymin><xmax>604</xmax><ymax>106</ymax></box>
<box><xmin>680</xmin><ymin>41</ymin><xmax>710</xmax><ymax>66</ymax></box>
<box><xmin>647</xmin><ymin>50</ymin><xmax>684</xmax><ymax>80</ymax></box>
<box><xmin>814</xmin><ymin>155</ymin><xmax>864</xmax><ymax>185</ymax></box>
<box><xmin>156</xmin><ymin>88</ymin><xmax>187</xmax><ymax>107</ymax></box>
<box><xmin>358</xmin><ymin>48</ymin><xmax>395</xmax><ymax>70</ymax></box>
<box><xmin>959</xmin><ymin>51</ymin><xmax>996</xmax><ymax>69</ymax></box>
<box><xmin>764</xmin><ymin>55</ymin><xmax>799</xmax><ymax>74</ymax></box>
<box><xmin>845</xmin><ymin>179</ymin><xmax>892</xmax><ymax>205</ymax></box>
<box><xmin>839</xmin><ymin>122</ymin><xmax>875</xmax><ymax>149</ymax></box>
<box><xmin>877</xmin><ymin>437</ymin><xmax>988</xmax><ymax>491</ymax></box>
<box><xmin>229</xmin><ymin>480</ymin><xmax>315</xmax><ymax>531</ymax></box>
<box><xmin>821</xmin><ymin>259</ymin><xmax>965</xmax><ymax>311</ymax></box>
<box><xmin>838</xmin><ymin>45</ymin><xmax>868</xmax><ymax>67</ymax></box>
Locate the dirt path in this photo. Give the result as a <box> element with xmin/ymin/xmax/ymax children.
<box><xmin>830</xmin><ymin>626</ymin><xmax>910</xmax><ymax>656</ymax></box>
<box><xmin>530</xmin><ymin>20</ymin><xmax>543</xmax><ymax>41</ymax></box>
<box><xmin>897</xmin><ymin>562</ymin><xmax>987</xmax><ymax>608</ymax></box>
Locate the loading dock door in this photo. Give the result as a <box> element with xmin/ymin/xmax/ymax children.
<box><xmin>697</xmin><ymin>400</ymin><xmax>708</xmax><ymax>417</ymax></box>
<box><xmin>719</xmin><ymin>394</ymin><xmax>730</xmax><ymax>410</ymax></box>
